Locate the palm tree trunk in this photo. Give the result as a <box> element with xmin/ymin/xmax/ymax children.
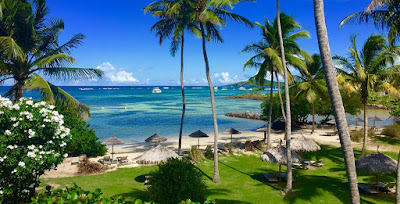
<box><xmin>276</xmin><ymin>0</ymin><xmax>292</xmax><ymax>194</ymax></box>
<box><xmin>267</xmin><ymin>70</ymin><xmax>274</xmax><ymax>150</ymax></box>
<box><xmin>178</xmin><ymin>33</ymin><xmax>185</xmax><ymax>155</ymax></box>
<box><xmin>313</xmin><ymin>0</ymin><xmax>360</xmax><ymax>202</ymax></box>
<box><xmin>396</xmin><ymin>150</ymin><xmax>400</xmax><ymax>203</ymax></box>
<box><xmin>275</xmin><ymin>72</ymin><xmax>286</xmax><ymax>120</ymax></box>
<box><xmin>312</xmin><ymin>102</ymin><xmax>315</xmax><ymax>134</ymax></box>
<box><xmin>200</xmin><ymin>23</ymin><xmax>220</xmax><ymax>183</ymax></box>
<box><xmin>361</xmin><ymin>94</ymin><xmax>368</xmax><ymax>157</ymax></box>
<box><xmin>14</xmin><ymin>79</ymin><xmax>25</xmax><ymax>102</ymax></box>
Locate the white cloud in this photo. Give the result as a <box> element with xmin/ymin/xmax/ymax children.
<box><xmin>213</xmin><ymin>72</ymin><xmax>244</xmax><ymax>84</ymax></box>
<box><xmin>97</xmin><ymin>62</ymin><xmax>139</xmax><ymax>83</ymax></box>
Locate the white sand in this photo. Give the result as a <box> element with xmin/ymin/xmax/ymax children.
<box><xmin>41</xmin><ymin>125</ymin><xmax>395</xmax><ymax>179</ymax></box>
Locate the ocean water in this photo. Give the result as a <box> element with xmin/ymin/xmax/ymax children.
<box><xmin>0</xmin><ymin>86</ymin><xmax>392</xmax><ymax>142</ymax></box>
<box><xmin>0</xmin><ymin>86</ymin><xmax>266</xmax><ymax>142</ymax></box>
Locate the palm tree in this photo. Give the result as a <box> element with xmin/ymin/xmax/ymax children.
<box><xmin>144</xmin><ymin>0</ymin><xmax>199</xmax><ymax>155</ymax></box>
<box><xmin>339</xmin><ymin>0</ymin><xmax>400</xmax><ymax>43</ymax></box>
<box><xmin>241</xmin><ymin>13</ymin><xmax>309</xmax><ymax>150</ymax></box>
<box><xmin>0</xmin><ymin>0</ymin><xmax>102</xmax><ymax>115</ymax></box>
<box><xmin>192</xmin><ymin>0</ymin><xmax>253</xmax><ymax>183</ymax></box>
<box><xmin>297</xmin><ymin>54</ymin><xmax>327</xmax><ymax>134</ymax></box>
<box><xmin>334</xmin><ymin>34</ymin><xmax>400</xmax><ymax>157</ymax></box>
<box><xmin>313</xmin><ymin>0</ymin><xmax>361</xmax><ymax>202</ymax></box>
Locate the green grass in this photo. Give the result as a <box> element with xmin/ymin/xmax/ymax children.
<box><xmin>41</xmin><ymin>146</ymin><xmax>397</xmax><ymax>204</ymax></box>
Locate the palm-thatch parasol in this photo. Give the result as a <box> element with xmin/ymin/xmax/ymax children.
<box><xmin>101</xmin><ymin>136</ymin><xmax>124</xmax><ymax>160</ymax></box>
<box><xmin>260</xmin><ymin>145</ymin><xmax>302</xmax><ymax>183</ymax></box>
<box><xmin>189</xmin><ymin>130</ymin><xmax>209</xmax><ymax>149</ymax></box>
<box><xmin>350</xmin><ymin>116</ymin><xmax>364</xmax><ymax>129</ymax></box>
<box><xmin>223</xmin><ymin>127</ymin><xmax>241</xmax><ymax>146</ymax></box>
<box><xmin>356</xmin><ymin>147</ymin><xmax>398</xmax><ymax>190</ymax></box>
<box><xmin>145</xmin><ymin>134</ymin><xmax>167</xmax><ymax>146</ymax></box>
<box><xmin>390</xmin><ymin>116</ymin><xmax>400</xmax><ymax>123</ymax></box>
<box><xmin>136</xmin><ymin>145</ymin><xmax>179</xmax><ymax>164</ymax></box>
<box><xmin>368</xmin><ymin>115</ymin><xmax>382</xmax><ymax>127</ymax></box>
<box><xmin>290</xmin><ymin>136</ymin><xmax>321</xmax><ymax>152</ymax></box>
<box><xmin>326</xmin><ymin>119</ymin><xmax>337</xmax><ymax>134</ymax></box>
<box><xmin>256</xmin><ymin>125</ymin><xmax>268</xmax><ymax>141</ymax></box>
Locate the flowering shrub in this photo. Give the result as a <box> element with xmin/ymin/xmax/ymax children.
<box><xmin>0</xmin><ymin>97</ymin><xmax>71</xmax><ymax>203</ymax></box>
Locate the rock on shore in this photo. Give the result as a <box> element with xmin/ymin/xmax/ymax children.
<box><xmin>225</xmin><ymin>112</ymin><xmax>265</xmax><ymax>120</ymax></box>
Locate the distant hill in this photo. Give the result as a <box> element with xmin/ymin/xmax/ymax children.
<box><xmin>226</xmin><ymin>80</ymin><xmax>279</xmax><ymax>87</ymax></box>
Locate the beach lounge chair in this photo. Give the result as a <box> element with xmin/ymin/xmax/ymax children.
<box><xmin>71</xmin><ymin>157</ymin><xmax>80</xmax><ymax>165</ymax></box>
<box><xmin>358</xmin><ymin>183</ymin><xmax>379</xmax><ymax>195</ymax></box>
<box><xmin>263</xmin><ymin>173</ymin><xmax>278</xmax><ymax>183</ymax></box>
<box><xmin>383</xmin><ymin>182</ymin><xmax>396</xmax><ymax>194</ymax></box>
<box><xmin>312</xmin><ymin>159</ymin><xmax>324</xmax><ymax>167</ymax></box>
<box><xmin>144</xmin><ymin>174</ymin><xmax>152</xmax><ymax>185</ymax></box>
<box><xmin>292</xmin><ymin>163</ymin><xmax>303</xmax><ymax>169</ymax></box>
<box><xmin>118</xmin><ymin>156</ymin><xmax>128</xmax><ymax>163</ymax></box>
<box><xmin>98</xmin><ymin>156</ymin><xmax>112</xmax><ymax>165</ymax></box>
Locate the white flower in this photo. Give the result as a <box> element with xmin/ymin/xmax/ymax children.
<box><xmin>7</xmin><ymin>145</ymin><xmax>14</xmax><ymax>150</ymax></box>
<box><xmin>48</xmin><ymin>105</ymin><xmax>55</xmax><ymax>110</ymax></box>
<box><xmin>39</xmin><ymin>145</ymin><xmax>43</xmax><ymax>149</ymax></box>
<box><xmin>29</xmin><ymin>183</ymin><xmax>35</xmax><ymax>188</ymax></box>
<box><xmin>11</xmin><ymin>169</ymin><xmax>17</xmax><ymax>174</ymax></box>
<box><xmin>0</xmin><ymin>190</ymin><xmax>3</xmax><ymax>194</ymax></box>
<box><xmin>28</xmin><ymin>145</ymin><xmax>35</xmax><ymax>150</ymax></box>
<box><xmin>26</xmin><ymin>100</ymin><xmax>33</xmax><ymax>105</ymax></box>
<box><xmin>63</xmin><ymin>153</ymin><xmax>68</xmax><ymax>158</ymax></box>
<box><xmin>41</xmin><ymin>124</ymin><xmax>45</xmax><ymax>128</ymax></box>
<box><xmin>13</xmin><ymin>122</ymin><xmax>19</xmax><ymax>127</ymax></box>
<box><xmin>27</xmin><ymin>152</ymin><xmax>36</xmax><ymax>158</ymax></box>
<box><xmin>18</xmin><ymin>161</ymin><xmax>25</xmax><ymax>168</ymax></box>
<box><xmin>10</xmin><ymin>117</ymin><xmax>16</xmax><ymax>121</ymax></box>
<box><xmin>22</xmin><ymin>189</ymin><xmax>29</xmax><ymax>194</ymax></box>
<box><xmin>4</xmin><ymin>130</ymin><xmax>11</xmax><ymax>136</ymax></box>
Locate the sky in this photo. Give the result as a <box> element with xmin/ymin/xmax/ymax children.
<box><xmin>12</xmin><ymin>0</ymin><xmax>384</xmax><ymax>86</ymax></box>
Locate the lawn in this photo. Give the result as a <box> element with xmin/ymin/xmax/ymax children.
<box><xmin>41</xmin><ymin>146</ymin><xmax>398</xmax><ymax>204</ymax></box>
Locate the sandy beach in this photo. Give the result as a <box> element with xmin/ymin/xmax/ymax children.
<box><xmin>41</xmin><ymin>125</ymin><xmax>396</xmax><ymax>179</ymax></box>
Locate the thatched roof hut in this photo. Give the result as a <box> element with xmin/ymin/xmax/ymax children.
<box><xmin>145</xmin><ymin>134</ymin><xmax>167</xmax><ymax>145</ymax></box>
<box><xmin>356</xmin><ymin>151</ymin><xmax>398</xmax><ymax>174</ymax></box>
<box><xmin>290</xmin><ymin>136</ymin><xmax>321</xmax><ymax>152</ymax></box>
<box><xmin>136</xmin><ymin>145</ymin><xmax>179</xmax><ymax>164</ymax></box>
<box><xmin>260</xmin><ymin>145</ymin><xmax>302</xmax><ymax>164</ymax></box>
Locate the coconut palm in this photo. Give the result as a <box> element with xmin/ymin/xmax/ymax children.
<box><xmin>192</xmin><ymin>0</ymin><xmax>253</xmax><ymax>183</ymax></box>
<box><xmin>144</xmin><ymin>0</ymin><xmax>199</xmax><ymax>155</ymax></box>
<box><xmin>313</xmin><ymin>0</ymin><xmax>361</xmax><ymax>202</ymax></box>
<box><xmin>334</xmin><ymin>34</ymin><xmax>400</xmax><ymax>157</ymax></box>
<box><xmin>240</xmin><ymin>13</ymin><xmax>310</xmax><ymax>150</ymax></box>
<box><xmin>339</xmin><ymin>0</ymin><xmax>400</xmax><ymax>43</ymax></box>
<box><xmin>0</xmin><ymin>0</ymin><xmax>102</xmax><ymax>116</ymax></box>
<box><xmin>297</xmin><ymin>54</ymin><xmax>327</xmax><ymax>134</ymax></box>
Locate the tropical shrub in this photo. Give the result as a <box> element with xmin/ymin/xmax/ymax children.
<box><xmin>148</xmin><ymin>158</ymin><xmax>207</xmax><ymax>204</ymax></box>
<box><xmin>189</xmin><ymin>146</ymin><xmax>205</xmax><ymax>162</ymax></box>
<box><xmin>382</xmin><ymin>123</ymin><xmax>400</xmax><ymax>139</ymax></box>
<box><xmin>204</xmin><ymin>145</ymin><xmax>214</xmax><ymax>159</ymax></box>
<box><xmin>77</xmin><ymin>158</ymin><xmax>104</xmax><ymax>175</ymax></box>
<box><xmin>0</xmin><ymin>97</ymin><xmax>71</xmax><ymax>203</ymax></box>
<box><xmin>57</xmin><ymin>105</ymin><xmax>107</xmax><ymax>157</ymax></box>
<box><xmin>31</xmin><ymin>183</ymin><xmax>126</xmax><ymax>204</ymax></box>
<box><xmin>350</xmin><ymin>128</ymin><xmax>376</xmax><ymax>142</ymax></box>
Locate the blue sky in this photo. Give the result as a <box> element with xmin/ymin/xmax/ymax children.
<box><xmin>25</xmin><ymin>0</ymin><xmax>383</xmax><ymax>86</ymax></box>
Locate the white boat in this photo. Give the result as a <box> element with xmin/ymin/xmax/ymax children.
<box><xmin>163</xmin><ymin>87</ymin><xmax>169</xmax><ymax>89</ymax></box>
<box><xmin>214</xmin><ymin>86</ymin><xmax>218</xmax><ymax>91</ymax></box>
<box><xmin>221</xmin><ymin>87</ymin><xmax>228</xmax><ymax>90</ymax></box>
<box><xmin>152</xmin><ymin>87</ymin><xmax>162</xmax><ymax>93</ymax></box>
<box><xmin>79</xmin><ymin>88</ymin><xmax>94</xmax><ymax>91</ymax></box>
<box><xmin>238</xmin><ymin>87</ymin><xmax>246</xmax><ymax>91</ymax></box>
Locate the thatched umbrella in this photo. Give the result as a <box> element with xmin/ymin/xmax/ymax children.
<box><xmin>256</xmin><ymin>125</ymin><xmax>268</xmax><ymax>141</ymax></box>
<box><xmin>136</xmin><ymin>145</ymin><xmax>179</xmax><ymax>164</ymax></box>
<box><xmin>356</xmin><ymin>147</ymin><xmax>398</xmax><ymax>190</ymax></box>
<box><xmin>326</xmin><ymin>119</ymin><xmax>337</xmax><ymax>133</ymax></box>
<box><xmin>189</xmin><ymin>130</ymin><xmax>209</xmax><ymax>149</ymax></box>
<box><xmin>350</xmin><ymin>116</ymin><xmax>364</xmax><ymax>129</ymax></box>
<box><xmin>223</xmin><ymin>127</ymin><xmax>241</xmax><ymax>146</ymax></box>
<box><xmin>145</xmin><ymin>134</ymin><xmax>167</xmax><ymax>146</ymax></box>
<box><xmin>101</xmin><ymin>136</ymin><xmax>124</xmax><ymax>160</ymax></box>
<box><xmin>290</xmin><ymin>136</ymin><xmax>321</xmax><ymax>152</ymax></box>
<box><xmin>368</xmin><ymin>115</ymin><xmax>382</xmax><ymax>127</ymax></box>
<box><xmin>260</xmin><ymin>145</ymin><xmax>302</xmax><ymax>183</ymax></box>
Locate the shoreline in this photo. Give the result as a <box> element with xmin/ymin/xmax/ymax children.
<box><xmin>42</xmin><ymin>125</ymin><xmax>398</xmax><ymax>179</ymax></box>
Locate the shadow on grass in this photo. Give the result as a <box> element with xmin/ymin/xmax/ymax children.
<box><xmin>113</xmin><ymin>188</ymin><xmax>150</xmax><ymax>204</ymax></box>
<box><xmin>216</xmin><ymin>199</ymin><xmax>253</xmax><ymax>204</ymax></box>
<box><xmin>374</xmin><ymin>137</ymin><xmax>400</xmax><ymax>146</ymax></box>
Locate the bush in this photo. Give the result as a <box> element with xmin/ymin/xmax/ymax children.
<box><xmin>204</xmin><ymin>145</ymin><xmax>213</xmax><ymax>159</ymax></box>
<box><xmin>77</xmin><ymin>158</ymin><xmax>104</xmax><ymax>174</ymax></box>
<box><xmin>382</xmin><ymin>123</ymin><xmax>400</xmax><ymax>139</ymax></box>
<box><xmin>148</xmin><ymin>158</ymin><xmax>207</xmax><ymax>204</ymax></box>
<box><xmin>350</xmin><ymin>128</ymin><xmax>376</xmax><ymax>142</ymax></box>
<box><xmin>0</xmin><ymin>97</ymin><xmax>71</xmax><ymax>203</ymax></box>
<box><xmin>245</xmin><ymin>141</ymin><xmax>256</xmax><ymax>151</ymax></box>
<box><xmin>31</xmin><ymin>183</ymin><xmax>125</xmax><ymax>203</ymax></box>
<box><xmin>189</xmin><ymin>146</ymin><xmax>205</xmax><ymax>162</ymax></box>
<box><xmin>56</xmin><ymin>105</ymin><xmax>107</xmax><ymax>157</ymax></box>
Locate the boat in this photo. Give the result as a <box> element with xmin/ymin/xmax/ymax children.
<box><xmin>79</xmin><ymin>88</ymin><xmax>94</xmax><ymax>91</ymax></box>
<box><xmin>163</xmin><ymin>87</ymin><xmax>169</xmax><ymax>89</ymax></box>
<box><xmin>214</xmin><ymin>86</ymin><xmax>218</xmax><ymax>91</ymax></box>
<box><xmin>221</xmin><ymin>87</ymin><xmax>228</xmax><ymax>90</ymax></box>
<box><xmin>152</xmin><ymin>87</ymin><xmax>162</xmax><ymax>93</ymax></box>
<box><xmin>238</xmin><ymin>87</ymin><xmax>246</xmax><ymax>91</ymax></box>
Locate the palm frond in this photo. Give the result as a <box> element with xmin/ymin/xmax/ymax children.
<box><xmin>40</xmin><ymin>67</ymin><xmax>103</xmax><ymax>80</ymax></box>
<box><xmin>0</xmin><ymin>36</ymin><xmax>25</xmax><ymax>61</ymax></box>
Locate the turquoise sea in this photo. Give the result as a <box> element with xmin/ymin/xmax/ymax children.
<box><xmin>0</xmin><ymin>86</ymin><xmax>392</xmax><ymax>142</ymax></box>
<box><xmin>0</xmin><ymin>86</ymin><xmax>267</xmax><ymax>142</ymax></box>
